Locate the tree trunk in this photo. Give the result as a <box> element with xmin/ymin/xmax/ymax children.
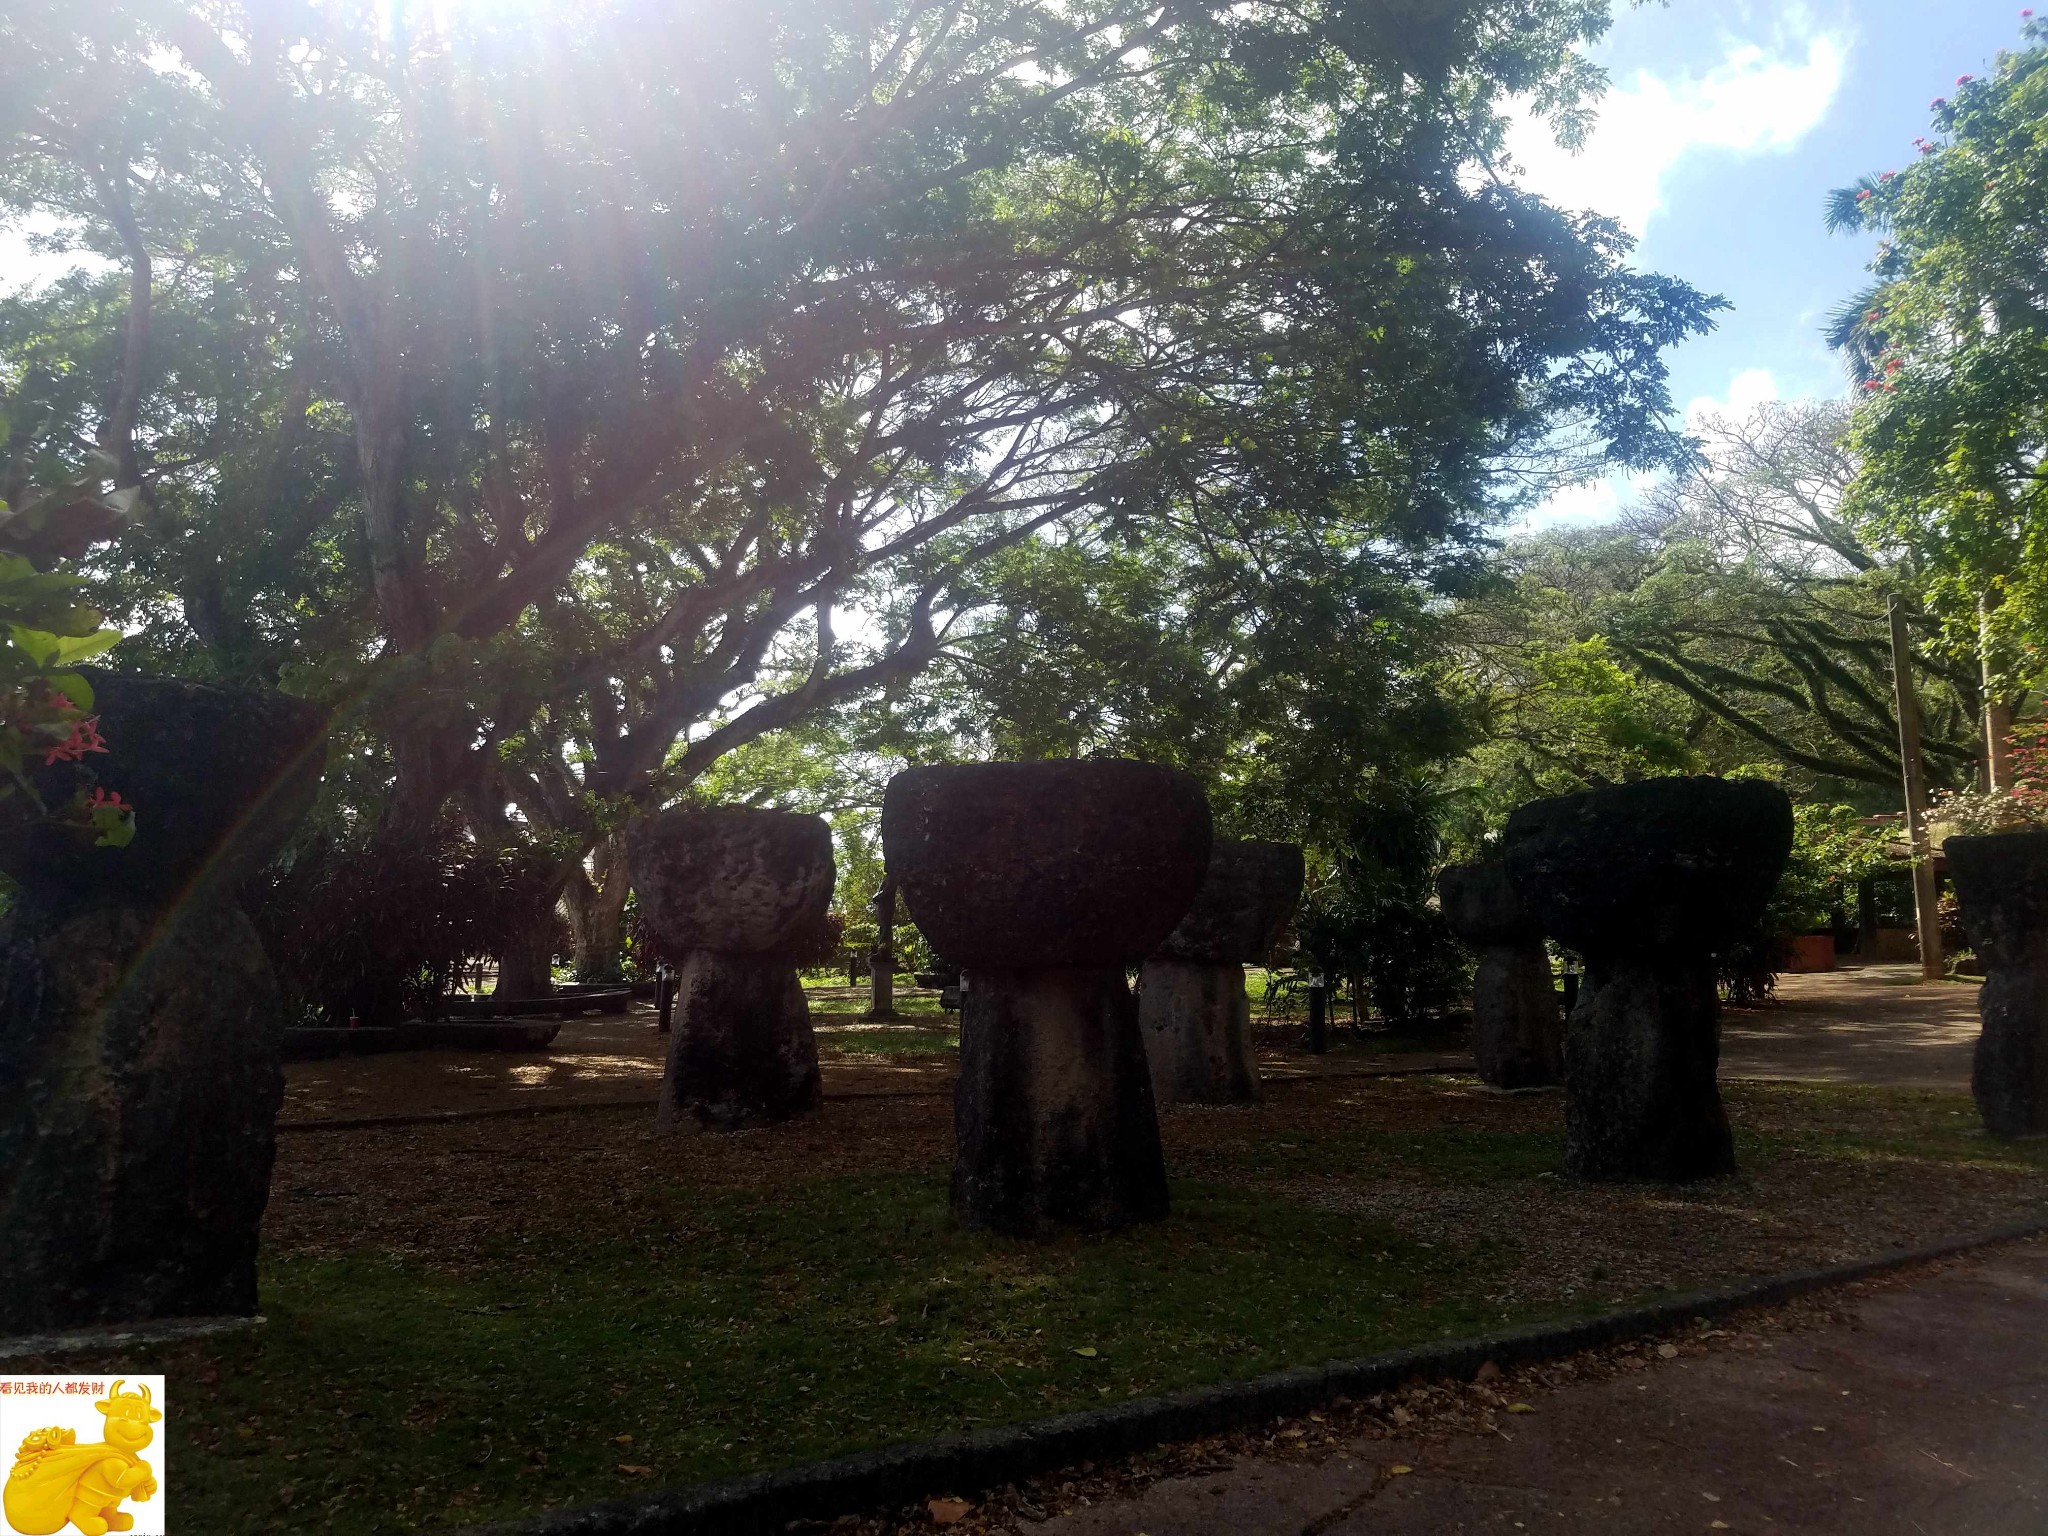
<box><xmin>1983</xmin><ymin>592</ymin><xmax>2014</xmax><ymax>791</ymax></box>
<box><xmin>568</xmin><ymin>831</ymin><xmax>635</xmax><ymax>982</ymax></box>
<box><xmin>494</xmin><ymin>904</ymin><xmax>559</xmax><ymax>1002</ymax></box>
<box><xmin>1855</xmin><ymin>876</ymin><xmax>1880</xmax><ymax>959</ymax></box>
<box><xmin>865</xmin><ymin>877</ymin><xmax>899</xmax><ymax>1021</ymax></box>
<box><xmin>1889</xmin><ymin>595</ymin><xmax>1945</xmax><ymax>981</ymax></box>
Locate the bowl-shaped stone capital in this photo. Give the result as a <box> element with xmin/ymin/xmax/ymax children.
<box><xmin>632</xmin><ymin>808</ymin><xmax>835</xmax><ymax>956</ymax></box>
<box><xmin>1155</xmin><ymin>839</ymin><xmax>1304</xmax><ymax>963</ymax></box>
<box><xmin>1503</xmin><ymin>776</ymin><xmax>1792</xmax><ymax>958</ymax></box>
<box><xmin>3</xmin><ymin>668</ymin><xmax>326</xmax><ymax>902</ymax></box>
<box><xmin>1437</xmin><ymin>860</ymin><xmax>1541</xmax><ymax>948</ymax></box>
<box><xmin>1947</xmin><ymin>830</ymin><xmax>2048</xmax><ymax>966</ymax></box>
<box><xmin>883</xmin><ymin>760</ymin><xmax>1212</xmax><ymax>969</ymax></box>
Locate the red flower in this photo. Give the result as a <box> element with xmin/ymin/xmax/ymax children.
<box><xmin>1857</xmin><ymin>188</ymin><xmax>1873</xmax><ymax>201</ymax></box>
<box><xmin>42</xmin><ymin>715</ymin><xmax>108</xmax><ymax>766</ymax></box>
<box><xmin>1886</xmin><ymin>358</ymin><xmax>1903</xmax><ymax>372</ymax></box>
<box><xmin>1933</xmin><ymin>98</ymin><xmax>1948</xmax><ymax>108</ymax></box>
<box><xmin>87</xmin><ymin>787</ymin><xmax>129</xmax><ymax>812</ymax></box>
<box><xmin>1958</xmin><ymin>75</ymin><xmax>1974</xmax><ymax>85</ymax></box>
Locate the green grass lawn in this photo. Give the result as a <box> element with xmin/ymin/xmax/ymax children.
<box><xmin>803</xmin><ymin>986</ymin><xmax>952</xmax><ymax>1020</ymax></box>
<box><xmin>813</xmin><ymin>1023</ymin><xmax>959</xmax><ymax>1055</ymax></box>
<box><xmin>78</xmin><ymin>1080</ymin><xmax>2048</xmax><ymax>1534</ymax></box>
<box><xmin>171</xmin><ymin>1177</ymin><xmax>1521</xmax><ymax>1532</ymax></box>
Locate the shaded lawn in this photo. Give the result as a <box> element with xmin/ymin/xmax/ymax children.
<box><xmin>805</xmin><ymin>992</ymin><xmax>951</xmax><ymax>1020</ymax></box>
<box><xmin>813</xmin><ymin>1023</ymin><xmax>959</xmax><ymax>1057</ymax></box>
<box><xmin>171</xmin><ymin>1178</ymin><xmax>1523</xmax><ymax>1533</ymax></box>
<box><xmin>82</xmin><ymin>1081</ymin><xmax>2048</xmax><ymax>1535</ymax></box>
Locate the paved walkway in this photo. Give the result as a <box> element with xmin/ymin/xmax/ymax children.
<box><xmin>1042</xmin><ymin>1239</ymin><xmax>2048</xmax><ymax>1535</ymax></box>
<box><xmin>1721</xmin><ymin>964</ymin><xmax>1982</xmax><ymax>1090</ymax></box>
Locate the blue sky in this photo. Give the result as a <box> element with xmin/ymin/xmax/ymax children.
<box><xmin>1513</xmin><ymin>0</ymin><xmax>2035</xmax><ymax>522</ymax></box>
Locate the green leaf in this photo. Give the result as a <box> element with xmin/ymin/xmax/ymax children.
<box><xmin>43</xmin><ymin>670</ymin><xmax>94</xmax><ymax>711</ymax></box>
<box><xmin>91</xmin><ymin>807</ymin><xmax>137</xmax><ymax>848</ymax></box>
<box><xmin>9</xmin><ymin>625</ymin><xmax>119</xmax><ymax>667</ymax></box>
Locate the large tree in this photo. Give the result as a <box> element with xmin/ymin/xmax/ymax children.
<box><xmin>4</xmin><ymin>0</ymin><xmax>1716</xmax><ymax>982</ymax></box>
<box><xmin>1450</xmin><ymin>401</ymin><xmax>1984</xmax><ymax>839</ymax></box>
<box><xmin>1825</xmin><ymin>14</ymin><xmax>2048</xmax><ymax>762</ymax></box>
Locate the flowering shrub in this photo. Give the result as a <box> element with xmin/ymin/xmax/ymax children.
<box><xmin>1928</xmin><ymin>726</ymin><xmax>2048</xmax><ymax>836</ymax></box>
<box><xmin>0</xmin><ymin>527</ymin><xmax>136</xmax><ymax>847</ymax></box>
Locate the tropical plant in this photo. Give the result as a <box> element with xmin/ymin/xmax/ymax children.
<box><xmin>0</xmin><ymin>468</ymin><xmax>137</xmax><ymax>846</ymax></box>
<box><xmin>1826</xmin><ymin>17</ymin><xmax>2048</xmax><ymax>720</ymax></box>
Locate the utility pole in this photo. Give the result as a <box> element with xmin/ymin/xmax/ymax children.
<box><xmin>864</xmin><ymin>876</ymin><xmax>900</xmax><ymax>1021</ymax></box>
<box><xmin>1888</xmin><ymin>594</ymin><xmax>1945</xmax><ymax>981</ymax></box>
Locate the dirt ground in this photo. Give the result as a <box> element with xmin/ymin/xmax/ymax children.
<box><xmin>267</xmin><ymin>1072</ymin><xmax>2047</xmax><ymax>1315</ymax></box>
<box><xmin>278</xmin><ymin>993</ymin><xmax>1467</xmax><ymax>1126</ymax></box>
<box><xmin>1722</xmin><ymin>964</ymin><xmax>1983</xmax><ymax>1091</ymax></box>
<box><xmin>279</xmin><ymin>965</ymin><xmax>1984</xmax><ymax>1128</ymax></box>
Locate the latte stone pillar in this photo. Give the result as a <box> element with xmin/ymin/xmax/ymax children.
<box><xmin>882</xmin><ymin>760</ymin><xmax>1212</xmax><ymax>1236</ymax></box>
<box><xmin>1138</xmin><ymin>839</ymin><xmax>1304</xmax><ymax>1105</ymax></box>
<box><xmin>0</xmin><ymin>669</ymin><xmax>326</xmax><ymax>1331</ymax></box>
<box><xmin>1504</xmin><ymin>776</ymin><xmax>1792</xmax><ymax>1182</ymax></box>
<box><xmin>1437</xmin><ymin>861</ymin><xmax>1563</xmax><ymax>1090</ymax></box>
<box><xmin>1945</xmin><ymin>831</ymin><xmax>2048</xmax><ymax>1137</ymax></box>
<box><xmin>630</xmin><ymin>807</ymin><xmax>834</xmax><ymax>1131</ymax></box>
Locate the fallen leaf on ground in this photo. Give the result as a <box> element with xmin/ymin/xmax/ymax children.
<box><xmin>1073</xmin><ymin>1347</ymin><xmax>1098</xmax><ymax>1358</ymax></box>
<box><xmin>1657</xmin><ymin>1343</ymin><xmax>1679</xmax><ymax>1359</ymax></box>
<box><xmin>615</xmin><ymin>1464</ymin><xmax>652</xmax><ymax>1477</ymax></box>
<box><xmin>1389</xmin><ymin>1465</ymin><xmax>1412</xmax><ymax>1476</ymax></box>
<box><xmin>928</xmin><ymin>1496</ymin><xmax>972</xmax><ymax>1523</ymax></box>
<box><xmin>1507</xmin><ymin>1403</ymin><xmax>1534</xmax><ymax>1414</ymax></box>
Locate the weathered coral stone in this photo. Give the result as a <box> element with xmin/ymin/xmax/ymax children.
<box><xmin>1945</xmin><ymin>831</ymin><xmax>2048</xmax><ymax>1137</ymax></box>
<box><xmin>1504</xmin><ymin>776</ymin><xmax>1792</xmax><ymax>1182</ymax></box>
<box><xmin>1437</xmin><ymin>861</ymin><xmax>1563</xmax><ymax>1090</ymax></box>
<box><xmin>883</xmin><ymin>760</ymin><xmax>1211</xmax><ymax>1235</ymax></box>
<box><xmin>630</xmin><ymin>808</ymin><xmax>832</xmax><ymax>1130</ymax></box>
<box><xmin>0</xmin><ymin>669</ymin><xmax>326</xmax><ymax>1331</ymax></box>
<box><xmin>1140</xmin><ymin>840</ymin><xmax>1303</xmax><ymax>1105</ymax></box>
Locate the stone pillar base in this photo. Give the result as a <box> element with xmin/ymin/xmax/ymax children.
<box><xmin>1973</xmin><ymin>962</ymin><xmax>2048</xmax><ymax>1136</ymax></box>
<box><xmin>659</xmin><ymin>952</ymin><xmax>821</xmax><ymax>1131</ymax></box>
<box><xmin>0</xmin><ymin>896</ymin><xmax>284</xmax><ymax>1332</ymax></box>
<box><xmin>1137</xmin><ymin>959</ymin><xmax>1259</xmax><ymax>1105</ymax></box>
<box><xmin>1473</xmin><ymin>945</ymin><xmax>1563</xmax><ymax>1090</ymax></box>
<box><xmin>953</xmin><ymin>967</ymin><xmax>1168</xmax><ymax>1236</ymax></box>
<box><xmin>1564</xmin><ymin>958</ymin><xmax>1732</xmax><ymax>1182</ymax></box>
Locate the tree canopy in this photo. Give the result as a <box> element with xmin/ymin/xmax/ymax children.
<box><xmin>1826</xmin><ymin>16</ymin><xmax>2048</xmax><ymax>700</ymax></box>
<box><xmin>1</xmin><ymin>0</ymin><xmax>1728</xmax><ymax>992</ymax></box>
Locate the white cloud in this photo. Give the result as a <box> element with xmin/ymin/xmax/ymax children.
<box><xmin>1516</xmin><ymin>468</ymin><xmax>1658</xmax><ymax>533</ymax></box>
<box><xmin>1507</xmin><ymin>27</ymin><xmax>1846</xmax><ymax>236</ymax></box>
<box><xmin>1684</xmin><ymin>367</ymin><xmax>1781</xmax><ymax>431</ymax></box>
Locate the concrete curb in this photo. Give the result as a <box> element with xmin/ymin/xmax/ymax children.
<box><xmin>0</xmin><ymin>1314</ymin><xmax>266</xmax><ymax>1361</ymax></box>
<box><xmin>470</xmin><ymin>1220</ymin><xmax>2048</xmax><ymax>1535</ymax></box>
